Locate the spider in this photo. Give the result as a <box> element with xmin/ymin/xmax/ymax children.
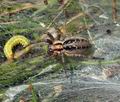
<box><xmin>44</xmin><ymin>27</ymin><xmax>94</xmax><ymax>63</ymax></box>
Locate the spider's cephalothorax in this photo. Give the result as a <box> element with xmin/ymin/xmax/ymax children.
<box><xmin>45</xmin><ymin>28</ymin><xmax>93</xmax><ymax>58</ymax></box>
<box><xmin>45</xmin><ymin>27</ymin><xmax>64</xmax><ymax>56</ymax></box>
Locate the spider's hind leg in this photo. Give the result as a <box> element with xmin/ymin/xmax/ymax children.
<box><xmin>92</xmin><ymin>56</ymin><xmax>104</xmax><ymax>60</ymax></box>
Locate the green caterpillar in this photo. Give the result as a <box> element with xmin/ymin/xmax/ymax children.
<box><xmin>4</xmin><ymin>35</ymin><xmax>30</xmax><ymax>60</ymax></box>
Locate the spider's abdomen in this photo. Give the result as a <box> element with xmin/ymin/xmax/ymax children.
<box><xmin>63</xmin><ymin>37</ymin><xmax>93</xmax><ymax>57</ymax></box>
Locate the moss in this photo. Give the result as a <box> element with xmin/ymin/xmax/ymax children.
<box><xmin>0</xmin><ymin>2</ymin><xmax>22</xmax><ymax>14</ymax></box>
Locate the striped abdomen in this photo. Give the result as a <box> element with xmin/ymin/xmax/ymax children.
<box><xmin>63</xmin><ymin>37</ymin><xmax>93</xmax><ymax>57</ymax></box>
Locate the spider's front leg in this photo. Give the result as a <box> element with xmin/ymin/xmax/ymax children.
<box><xmin>61</xmin><ymin>51</ymin><xmax>76</xmax><ymax>83</ymax></box>
<box><xmin>59</xmin><ymin>51</ymin><xmax>69</xmax><ymax>78</ymax></box>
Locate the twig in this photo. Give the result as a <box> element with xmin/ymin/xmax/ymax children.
<box><xmin>79</xmin><ymin>0</ymin><xmax>93</xmax><ymax>42</ymax></box>
<box><xmin>112</xmin><ymin>0</ymin><xmax>117</xmax><ymax>22</ymax></box>
<box><xmin>0</xmin><ymin>21</ymin><xmax>20</xmax><ymax>25</ymax></box>
<box><xmin>78</xmin><ymin>24</ymin><xmax>94</xmax><ymax>32</ymax></box>
<box><xmin>66</xmin><ymin>12</ymin><xmax>85</xmax><ymax>25</ymax></box>
<box><xmin>58</xmin><ymin>0</ymin><xmax>69</xmax><ymax>10</ymax></box>
<box><xmin>47</xmin><ymin>0</ymin><xmax>72</xmax><ymax>29</ymax></box>
<box><xmin>0</xmin><ymin>3</ymin><xmax>34</xmax><ymax>16</ymax></box>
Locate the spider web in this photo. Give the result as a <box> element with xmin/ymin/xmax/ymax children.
<box><xmin>3</xmin><ymin>0</ymin><xmax>120</xmax><ymax>102</ymax></box>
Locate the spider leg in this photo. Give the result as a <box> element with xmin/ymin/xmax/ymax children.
<box><xmin>61</xmin><ymin>52</ymin><xmax>65</xmax><ymax>63</ymax></box>
<box><xmin>70</xmin><ymin>65</ymin><xmax>74</xmax><ymax>83</ymax></box>
<box><xmin>47</xmin><ymin>32</ymin><xmax>55</xmax><ymax>41</ymax></box>
<box><xmin>61</xmin><ymin>51</ymin><xmax>69</xmax><ymax>78</ymax></box>
<box><xmin>55</xmin><ymin>27</ymin><xmax>62</xmax><ymax>40</ymax></box>
<box><xmin>91</xmin><ymin>56</ymin><xmax>104</xmax><ymax>60</ymax></box>
<box><xmin>45</xmin><ymin>39</ymin><xmax>53</xmax><ymax>45</ymax></box>
<box><xmin>62</xmin><ymin>52</ymin><xmax>75</xmax><ymax>83</ymax></box>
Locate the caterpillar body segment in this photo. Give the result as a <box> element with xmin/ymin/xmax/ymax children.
<box><xmin>4</xmin><ymin>35</ymin><xmax>30</xmax><ymax>60</ymax></box>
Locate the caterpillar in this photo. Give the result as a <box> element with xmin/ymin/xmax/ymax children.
<box><xmin>4</xmin><ymin>35</ymin><xmax>30</xmax><ymax>60</ymax></box>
